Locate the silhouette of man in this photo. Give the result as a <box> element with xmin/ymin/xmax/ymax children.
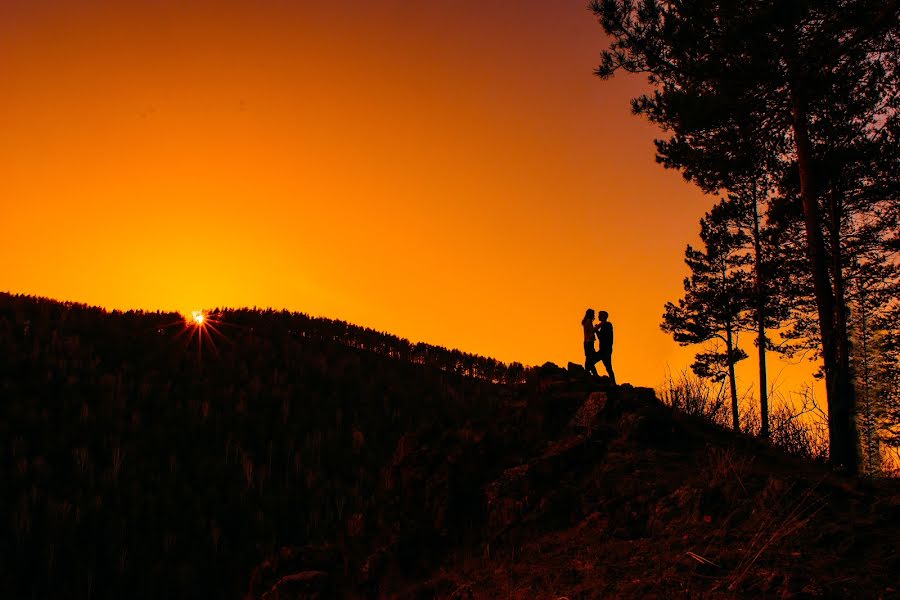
<box><xmin>595</xmin><ymin>310</ymin><xmax>616</xmax><ymax>385</ymax></box>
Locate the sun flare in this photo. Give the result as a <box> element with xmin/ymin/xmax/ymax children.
<box><xmin>176</xmin><ymin>309</ymin><xmax>224</xmax><ymax>359</ymax></box>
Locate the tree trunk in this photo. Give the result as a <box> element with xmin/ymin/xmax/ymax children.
<box><xmin>726</xmin><ymin>324</ymin><xmax>740</xmax><ymax>432</ymax></box>
<box><xmin>752</xmin><ymin>182</ymin><xmax>770</xmax><ymax>439</ymax></box>
<box><xmin>828</xmin><ymin>187</ymin><xmax>859</xmax><ymax>470</ymax></box>
<box><xmin>790</xmin><ymin>90</ymin><xmax>859</xmax><ymax>474</ymax></box>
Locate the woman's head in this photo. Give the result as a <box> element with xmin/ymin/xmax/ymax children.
<box><xmin>583</xmin><ymin>308</ymin><xmax>595</xmax><ymax>323</ymax></box>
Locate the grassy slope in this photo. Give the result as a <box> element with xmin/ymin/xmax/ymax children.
<box><xmin>255</xmin><ymin>370</ymin><xmax>900</xmax><ymax>599</ymax></box>
<box><xmin>378</xmin><ymin>374</ymin><xmax>900</xmax><ymax>599</ymax></box>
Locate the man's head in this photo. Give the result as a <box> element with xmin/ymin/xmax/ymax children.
<box><xmin>598</xmin><ymin>310</ymin><xmax>609</xmax><ymax>322</ymax></box>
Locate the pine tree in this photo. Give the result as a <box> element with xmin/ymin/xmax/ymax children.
<box><xmin>769</xmin><ymin>81</ymin><xmax>900</xmax><ymax>465</ymax></box>
<box><xmin>707</xmin><ymin>181</ymin><xmax>793</xmax><ymax>439</ymax></box>
<box><xmin>662</xmin><ymin>211</ymin><xmax>751</xmax><ymax>431</ymax></box>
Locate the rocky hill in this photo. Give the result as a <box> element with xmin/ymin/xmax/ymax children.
<box><xmin>249</xmin><ymin>366</ymin><xmax>900</xmax><ymax>599</ymax></box>
<box><xmin>1</xmin><ymin>293</ymin><xmax>898</xmax><ymax>599</ymax></box>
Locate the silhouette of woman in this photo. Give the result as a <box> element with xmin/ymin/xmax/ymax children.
<box><xmin>582</xmin><ymin>308</ymin><xmax>599</xmax><ymax>377</ymax></box>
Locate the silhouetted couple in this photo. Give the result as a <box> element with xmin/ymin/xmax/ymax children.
<box><xmin>582</xmin><ymin>308</ymin><xmax>616</xmax><ymax>385</ymax></box>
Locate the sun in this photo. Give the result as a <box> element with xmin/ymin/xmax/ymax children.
<box><xmin>185</xmin><ymin>310</ymin><xmax>206</xmax><ymax>326</ymax></box>
<box><xmin>176</xmin><ymin>308</ymin><xmax>225</xmax><ymax>361</ymax></box>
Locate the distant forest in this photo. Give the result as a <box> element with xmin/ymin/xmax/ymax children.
<box><xmin>0</xmin><ymin>292</ymin><xmax>530</xmax><ymax>599</ymax></box>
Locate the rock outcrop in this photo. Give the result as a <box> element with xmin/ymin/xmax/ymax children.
<box><xmin>247</xmin><ymin>365</ymin><xmax>900</xmax><ymax>599</ymax></box>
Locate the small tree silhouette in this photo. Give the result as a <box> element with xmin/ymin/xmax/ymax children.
<box><xmin>663</xmin><ymin>210</ymin><xmax>751</xmax><ymax>431</ymax></box>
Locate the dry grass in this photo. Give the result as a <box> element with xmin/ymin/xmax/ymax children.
<box><xmin>659</xmin><ymin>371</ymin><xmax>833</xmax><ymax>462</ymax></box>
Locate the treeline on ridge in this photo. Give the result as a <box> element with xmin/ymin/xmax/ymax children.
<box><xmin>0</xmin><ymin>292</ymin><xmax>528</xmax><ymax>599</ymax></box>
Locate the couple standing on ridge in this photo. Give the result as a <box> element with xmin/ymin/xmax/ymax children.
<box><xmin>582</xmin><ymin>308</ymin><xmax>616</xmax><ymax>385</ymax></box>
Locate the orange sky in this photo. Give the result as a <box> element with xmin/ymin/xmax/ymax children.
<box><xmin>1</xmin><ymin>0</ymin><xmax>819</xmax><ymax>393</ymax></box>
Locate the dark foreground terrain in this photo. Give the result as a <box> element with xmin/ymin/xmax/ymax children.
<box><xmin>2</xmin><ymin>293</ymin><xmax>898</xmax><ymax>599</ymax></box>
<box><xmin>251</xmin><ymin>373</ymin><xmax>900</xmax><ymax>599</ymax></box>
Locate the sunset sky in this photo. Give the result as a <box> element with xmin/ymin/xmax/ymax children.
<box><xmin>1</xmin><ymin>0</ymin><xmax>817</xmax><ymax>391</ymax></box>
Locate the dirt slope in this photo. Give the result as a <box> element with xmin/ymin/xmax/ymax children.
<box><xmin>251</xmin><ymin>365</ymin><xmax>900</xmax><ymax>599</ymax></box>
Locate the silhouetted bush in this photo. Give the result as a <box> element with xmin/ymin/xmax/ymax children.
<box><xmin>657</xmin><ymin>370</ymin><xmax>829</xmax><ymax>461</ymax></box>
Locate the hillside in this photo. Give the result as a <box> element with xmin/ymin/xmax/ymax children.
<box><xmin>2</xmin><ymin>293</ymin><xmax>899</xmax><ymax>599</ymax></box>
<box><xmin>250</xmin><ymin>367</ymin><xmax>900</xmax><ymax>599</ymax></box>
